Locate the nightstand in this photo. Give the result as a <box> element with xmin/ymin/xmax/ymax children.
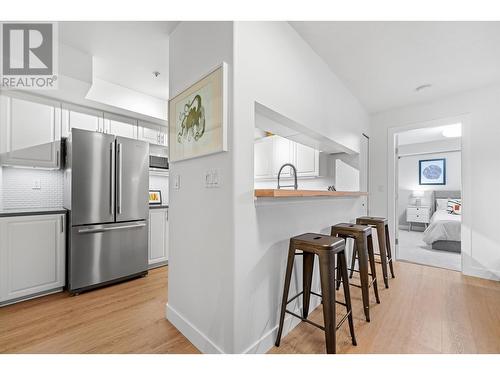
<box><xmin>406</xmin><ymin>206</ymin><xmax>431</xmax><ymax>231</ymax></box>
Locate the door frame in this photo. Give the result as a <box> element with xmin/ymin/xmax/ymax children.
<box><xmin>387</xmin><ymin>114</ymin><xmax>471</xmax><ymax>268</ymax></box>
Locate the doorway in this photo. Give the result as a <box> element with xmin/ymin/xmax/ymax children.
<box><xmin>394</xmin><ymin>122</ymin><xmax>463</xmax><ymax>271</ymax></box>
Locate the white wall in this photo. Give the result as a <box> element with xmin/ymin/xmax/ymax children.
<box><xmin>232</xmin><ymin>21</ymin><xmax>369</xmax><ymax>353</ymax></box>
<box><xmin>167</xmin><ymin>21</ymin><xmax>369</xmax><ymax>354</ymax></box>
<box><xmin>149</xmin><ymin>173</ymin><xmax>169</xmax><ymax>205</ymax></box>
<box><xmin>166</xmin><ymin>21</ymin><xmax>235</xmax><ymax>354</ymax></box>
<box><xmin>370</xmin><ymin>85</ymin><xmax>500</xmax><ymax>280</ymax></box>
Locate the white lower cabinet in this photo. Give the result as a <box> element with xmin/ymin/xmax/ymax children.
<box><xmin>0</xmin><ymin>213</ymin><xmax>66</xmax><ymax>305</ymax></box>
<box><xmin>148</xmin><ymin>208</ymin><xmax>169</xmax><ymax>268</ymax></box>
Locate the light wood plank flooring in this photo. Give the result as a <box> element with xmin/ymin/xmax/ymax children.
<box><xmin>270</xmin><ymin>261</ymin><xmax>500</xmax><ymax>354</ymax></box>
<box><xmin>0</xmin><ymin>267</ymin><xmax>199</xmax><ymax>353</ymax></box>
<box><xmin>1</xmin><ymin>262</ymin><xmax>499</xmax><ymax>354</ymax></box>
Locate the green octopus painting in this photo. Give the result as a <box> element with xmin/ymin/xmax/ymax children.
<box><xmin>177</xmin><ymin>94</ymin><xmax>206</xmax><ymax>144</ymax></box>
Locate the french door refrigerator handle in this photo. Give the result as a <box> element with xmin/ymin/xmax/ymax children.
<box><xmin>77</xmin><ymin>222</ymin><xmax>146</xmax><ymax>234</ymax></box>
<box><xmin>117</xmin><ymin>143</ymin><xmax>123</xmax><ymax>214</ymax></box>
<box><xmin>110</xmin><ymin>141</ymin><xmax>115</xmax><ymax>215</ymax></box>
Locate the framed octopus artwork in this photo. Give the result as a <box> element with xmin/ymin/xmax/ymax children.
<box><xmin>419</xmin><ymin>158</ymin><xmax>446</xmax><ymax>185</ymax></box>
<box><xmin>168</xmin><ymin>62</ymin><xmax>228</xmax><ymax>162</ymax></box>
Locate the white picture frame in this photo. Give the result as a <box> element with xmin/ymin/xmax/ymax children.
<box><xmin>168</xmin><ymin>62</ymin><xmax>228</xmax><ymax>162</ymax></box>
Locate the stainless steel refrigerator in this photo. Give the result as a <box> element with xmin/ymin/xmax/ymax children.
<box><xmin>64</xmin><ymin>128</ymin><xmax>149</xmax><ymax>294</ymax></box>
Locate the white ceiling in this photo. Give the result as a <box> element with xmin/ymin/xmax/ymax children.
<box><xmin>398</xmin><ymin>123</ymin><xmax>461</xmax><ymax>145</ymax></box>
<box><xmin>290</xmin><ymin>21</ymin><xmax>500</xmax><ymax>113</ymax></box>
<box><xmin>59</xmin><ymin>22</ymin><xmax>178</xmax><ymax>100</ymax></box>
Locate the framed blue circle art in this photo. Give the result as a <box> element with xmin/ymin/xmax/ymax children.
<box><xmin>419</xmin><ymin>158</ymin><xmax>446</xmax><ymax>185</ymax></box>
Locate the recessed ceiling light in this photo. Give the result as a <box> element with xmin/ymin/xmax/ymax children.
<box><xmin>415</xmin><ymin>84</ymin><xmax>432</xmax><ymax>92</ymax></box>
<box><xmin>153</xmin><ymin>71</ymin><xmax>161</xmax><ymax>78</ymax></box>
<box><xmin>442</xmin><ymin>123</ymin><xmax>462</xmax><ymax>138</ymax></box>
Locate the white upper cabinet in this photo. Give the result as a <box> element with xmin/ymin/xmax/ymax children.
<box><xmin>254</xmin><ymin>135</ymin><xmax>320</xmax><ymax>180</ymax></box>
<box><xmin>294</xmin><ymin>142</ymin><xmax>319</xmax><ymax>177</ymax></box>
<box><xmin>0</xmin><ymin>93</ymin><xmax>61</xmax><ymax>168</ymax></box>
<box><xmin>254</xmin><ymin>136</ymin><xmax>275</xmax><ymax>179</ymax></box>
<box><xmin>0</xmin><ymin>213</ymin><xmax>66</xmax><ymax>304</ymax></box>
<box><xmin>104</xmin><ymin>113</ymin><xmax>138</xmax><ymax>139</ymax></box>
<box><xmin>273</xmin><ymin>136</ymin><xmax>295</xmax><ymax>177</ymax></box>
<box><xmin>62</xmin><ymin>103</ymin><xmax>103</xmax><ymax>137</ymax></box>
<box><xmin>138</xmin><ymin>120</ymin><xmax>168</xmax><ymax>146</ymax></box>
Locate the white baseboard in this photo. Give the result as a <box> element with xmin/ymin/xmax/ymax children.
<box><xmin>165</xmin><ymin>303</ymin><xmax>224</xmax><ymax>354</ymax></box>
<box><xmin>166</xmin><ymin>297</ymin><xmax>322</xmax><ymax>354</ymax></box>
<box><xmin>242</xmin><ymin>296</ymin><xmax>321</xmax><ymax>354</ymax></box>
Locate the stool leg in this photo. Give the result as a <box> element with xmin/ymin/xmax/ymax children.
<box><xmin>318</xmin><ymin>251</ymin><xmax>336</xmax><ymax>354</ymax></box>
<box><xmin>356</xmin><ymin>236</ymin><xmax>371</xmax><ymax>322</ymax></box>
<box><xmin>349</xmin><ymin>239</ymin><xmax>357</xmax><ymax>279</ymax></box>
<box><xmin>385</xmin><ymin>224</ymin><xmax>395</xmax><ymax>278</ymax></box>
<box><xmin>339</xmin><ymin>251</ymin><xmax>357</xmax><ymax>346</ymax></box>
<box><xmin>367</xmin><ymin>234</ymin><xmax>381</xmax><ymax>304</ymax></box>
<box><xmin>275</xmin><ymin>242</ymin><xmax>296</xmax><ymax>347</ymax></box>
<box><xmin>335</xmin><ymin>257</ymin><xmax>342</xmax><ymax>291</ymax></box>
<box><xmin>376</xmin><ymin>224</ymin><xmax>389</xmax><ymax>288</ymax></box>
<box><xmin>302</xmin><ymin>252</ymin><xmax>315</xmax><ymax>319</ymax></box>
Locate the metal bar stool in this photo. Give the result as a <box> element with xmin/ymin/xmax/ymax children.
<box><xmin>331</xmin><ymin>223</ymin><xmax>380</xmax><ymax>322</ymax></box>
<box><xmin>355</xmin><ymin>216</ymin><xmax>395</xmax><ymax>288</ymax></box>
<box><xmin>275</xmin><ymin>233</ymin><xmax>357</xmax><ymax>354</ymax></box>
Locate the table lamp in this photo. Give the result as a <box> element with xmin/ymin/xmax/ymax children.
<box><xmin>413</xmin><ymin>190</ymin><xmax>424</xmax><ymax>207</ymax></box>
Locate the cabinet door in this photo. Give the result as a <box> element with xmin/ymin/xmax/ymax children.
<box><xmin>0</xmin><ymin>94</ymin><xmax>61</xmax><ymax>168</ymax></box>
<box><xmin>254</xmin><ymin>137</ymin><xmax>274</xmax><ymax>179</ymax></box>
<box><xmin>62</xmin><ymin>103</ymin><xmax>103</xmax><ymax>137</ymax></box>
<box><xmin>273</xmin><ymin>136</ymin><xmax>295</xmax><ymax>177</ymax></box>
<box><xmin>138</xmin><ymin>121</ymin><xmax>168</xmax><ymax>146</ymax></box>
<box><xmin>0</xmin><ymin>214</ymin><xmax>65</xmax><ymax>304</ymax></box>
<box><xmin>295</xmin><ymin>142</ymin><xmax>319</xmax><ymax>177</ymax></box>
<box><xmin>104</xmin><ymin>113</ymin><xmax>138</xmax><ymax>139</ymax></box>
<box><xmin>148</xmin><ymin>208</ymin><xmax>168</xmax><ymax>266</ymax></box>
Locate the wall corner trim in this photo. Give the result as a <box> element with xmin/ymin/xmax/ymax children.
<box><xmin>165</xmin><ymin>303</ymin><xmax>225</xmax><ymax>354</ymax></box>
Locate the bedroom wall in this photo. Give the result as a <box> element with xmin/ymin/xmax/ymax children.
<box><xmin>397</xmin><ymin>139</ymin><xmax>462</xmax><ymax>229</ymax></box>
<box><xmin>370</xmin><ymin>84</ymin><xmax>500</xmax><ymax>281</ymax></box>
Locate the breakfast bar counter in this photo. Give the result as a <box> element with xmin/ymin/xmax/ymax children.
<box><xmin>254</xmin><ymin>189</ymin><xmax>368</xmax><ymax>198</ymax></box>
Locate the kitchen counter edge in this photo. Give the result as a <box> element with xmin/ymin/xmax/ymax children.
<box><xmin>0</xmin><ymin>208</ymin><xmax>68</xmax><ymax>218</ymax></box>
<box><xmin>254</xmin><ymin>189</ymin><xmax>368</xmax><ymax>198</ymax></box>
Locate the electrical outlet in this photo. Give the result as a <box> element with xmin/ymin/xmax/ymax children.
<box><xmin>32</xmin><ymin>179</ymin><xmax>41</xmax><ymax>190</ymax></box>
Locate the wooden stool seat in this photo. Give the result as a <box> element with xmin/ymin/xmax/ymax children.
<box><xmin>356</xmin><ymin>216</ymin><xmax>395</xmax><ymax>288</ymax></box>
<box><xmin>275</xmin><ymin>233</ymin><xmax>356</xmax><ymax>354</ymax></box>
<box><xmin>331</xmin><ymin>223</ymin><xmax>380</xmax><ymax>322</ymax></box>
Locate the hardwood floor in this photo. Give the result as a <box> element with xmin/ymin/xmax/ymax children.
<box><xmin>1</xmin><ymin>262</ymin><xmax>499</xmax><ymax>354</ymax></box>
<box><xmin>269</xmin><ymin>261</ymin><xmax>500</xmax><ymax>354</ymax></box>
<box><xmin>0</xmin><ymin>267</ymin><xmax>199</xmax><ymax>354</ymax></box>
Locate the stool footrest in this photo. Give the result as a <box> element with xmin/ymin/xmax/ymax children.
<box><xmin>285</xmin><ymin>309</ymin><xmax>352</xmax><ymax>333</ymax></box>
<box><xmin>348</xmin><ymin>278</ymin><xmax>377</xmax><ymax>289</ymax></box>
<box><xmin>347</xmin><ymin>268</ymin><xmax>376</xmax><ymax>278</ymax></box>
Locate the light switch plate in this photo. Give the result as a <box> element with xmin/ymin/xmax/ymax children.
<box><xmin>174</xmin><ymin>174</ymin><xmax>181</xmax><ymax>190</ymax></box>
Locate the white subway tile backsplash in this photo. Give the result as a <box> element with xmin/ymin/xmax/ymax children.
<box><xmin>1</xmin><ymin>167</ymin><xmax>63</xmax><ymax>209</ymax></box>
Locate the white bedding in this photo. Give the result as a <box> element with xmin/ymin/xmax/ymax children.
<box><xmin>422</xmin><ymin>210</ymin><xmax>461</xmax><ymax>245</ymax></box>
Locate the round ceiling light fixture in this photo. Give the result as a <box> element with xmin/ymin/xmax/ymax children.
<box><xmin>415</xmin><ymin>84</ymin><xmax>432</xmax><ymax>92</ymax></box>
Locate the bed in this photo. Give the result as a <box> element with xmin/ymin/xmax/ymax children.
<box><xmin>422</xmin><ymin>190</ymin><xmax>461</xmax><ymax>253</ymax></box>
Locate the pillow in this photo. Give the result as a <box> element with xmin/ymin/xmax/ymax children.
<box><xmin>447</xmin><ymin>199</ymin><xmax>462</xmax><ymax>215</ymax></box>
<box><xmin>436</xmin><ymin>199</ymin><xmax>449</xmax><ymax>211</ymax></box>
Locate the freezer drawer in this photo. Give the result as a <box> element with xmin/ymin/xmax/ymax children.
<box><xmin>68</xmin><ymin>221</ymin><xmax>148</xmax><ymax>292</ymax></box>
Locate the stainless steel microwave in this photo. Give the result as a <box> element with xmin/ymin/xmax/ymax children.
<box><xmin>149</xmin><ymin>155</ymin><xmax>169</xmax><ymax>170</ymax></box>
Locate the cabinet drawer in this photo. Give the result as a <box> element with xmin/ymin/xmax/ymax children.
<box><xmin>407</xmin><ymin>213</ymin><xmax>429</xmax><ymax>223</ymax></box>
